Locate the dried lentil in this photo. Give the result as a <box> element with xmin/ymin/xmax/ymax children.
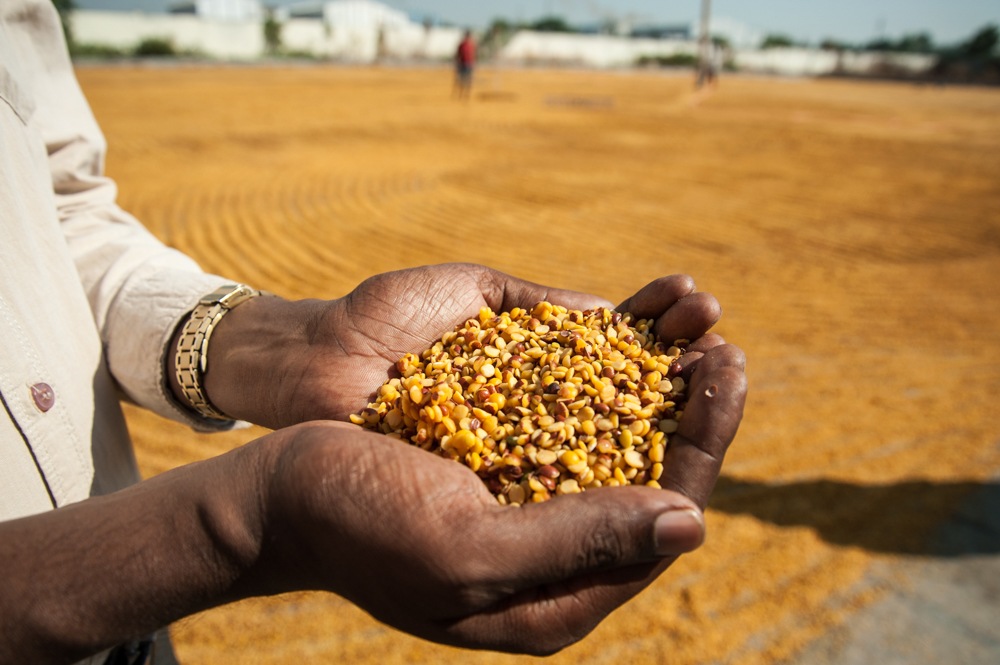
<box><xmin>351</xmin><ymin>302</ymin><xmax>688</xmax><ymax>506</ymax></box>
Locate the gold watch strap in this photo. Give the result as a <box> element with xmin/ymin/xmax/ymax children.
<box><xmin>175</xmin><ymin>284</ymin><xmax>262</xmax><ymax>420</ymax></box>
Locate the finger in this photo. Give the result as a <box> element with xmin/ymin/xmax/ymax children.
<box><xmin>673</xmin><ymin>351</ymin><xmax>703</xmax><ymax>380</ymax></box>
<box><xmin>657</xmin><ymin>333</ymin><xmax>723</xmax><ymax>383</ymax></box>
<box><xmin>615</xmin><ymin>275</ymin><xmax>695</xmax><ymax>318</ymax></box>
<box><xmin>480</xmin><ymin>268</ymin><xmax>614</xmax><ymax>312</ymax></box>
<box><xmin>688</xmin><ymin>332</ymin><xmax>726</xmax><ymax>353</ymax></box>
<box><xmin>673</xmin><ymin>333</ymin><xmax>737</xmax><ymax>379</ymax></box>
<box><xmin>652</xmin><ymin>292</ymin><xmax>722</xmax><ymax>343</ymax></box>
<box><xmin>689</xmin><ymin>343</ymin><xmax>747</xmax><ymax>382</ymax></box>
<box><xmin>443</xmin><ymin>558</ymin><xmax>671</xmax><ymax>655</ymax></box>
<box><xmin>440</xmin><ymin>490</ymin><xmax>703</xmax><ymax>651</ymax></box>
<box><xmin>470</xmin><ymin>488</ymin><xmax>703</xmax><ymax>598</ymax></box>
<box><xmin>660</xmin><ymin>346</ymin><xmax>747</xmax><ymax>510</ymax></box>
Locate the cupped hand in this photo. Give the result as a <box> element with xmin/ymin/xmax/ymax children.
<box><xmin>246</xmin><ymin>337</ymin><xmax>744</xmax><ymax>653</ymax></box>
<box><xmin>207</xmin><ymin>263</ymin><xmax>723</xmax><ymax>430</ymax></box>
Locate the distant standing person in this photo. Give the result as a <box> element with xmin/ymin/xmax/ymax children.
<box><xmin>696</xmin><ymin>41</ymin><xmax>724</xmax><ymax>90</ymax></box>
<box><xmin>455</xmin><ymin>30</ymin><xmax>476</xmax><ymax>99</ymax></box>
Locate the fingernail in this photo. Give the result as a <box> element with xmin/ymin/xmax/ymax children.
<box><xmin>654</xmin><ymin>508</ymin><xmax>705</xmax><ymax>556</ymax></box>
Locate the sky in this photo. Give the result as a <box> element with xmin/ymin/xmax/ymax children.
<box><xmin>78</xmin><ymin>1</ymin><xmax>1000</xmax><ymax>47</ymax></box>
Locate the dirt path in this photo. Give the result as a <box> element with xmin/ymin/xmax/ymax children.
<box><xmin>78</xmin><ymin>65</ymin><xmax>1000</xmax><ymax>664</ymax></box>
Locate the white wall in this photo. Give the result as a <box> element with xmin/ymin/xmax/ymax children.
<box><xmin>381</xmin><ymin>24</ymin><xmax>464</xmax><ymax>60</ymax></box>
<box><xmin>732</xmin><ymin>48</ymin><xmax>837</xmax><ymax>76</ymax></box>
<box><xmin>839</xmin><ymin>50</ymin><xmax>937</xmax><ymax>76</ymax></box>
<box><xmin>74</xmin><ymin>10</ymin><xmax>263</xmax><ymax>59</ymax></box>
<box><xmin>279</xmin><ymin>20</ymin><xmax>461</xmax><ymax>60</ymax></box>
<box><xmin>179</xmin><ymin>0</ymin><xmax>262</xmax><ymax>22</ymax></box>
<box><xmin>320</xmin><ymin>0</ymin><xmax>408</xmax><ymax>28</ymax></box>
<box><xmin>499</xmin><ymin>31</ymin><xmax>698</xmax><ymax>68</ymax></box>
<box><xmin>73</xmin><ymin>9</ymin><xmax>460</xmax><ymax>61</ymax></box>
<box><xmin>732</xmin><ymin>47</ymin><xmax>936</xmax><ymax>77</ymax></box>
<box><xmin>498</xmin><ymin>33</ymin><xmax>937</xmax><ymax>76</ymax></box>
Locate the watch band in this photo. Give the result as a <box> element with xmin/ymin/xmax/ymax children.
<box><xmin>174</xmin><ymin>284</ymin><xmax>262</xmax><ymax>420</ymax></box>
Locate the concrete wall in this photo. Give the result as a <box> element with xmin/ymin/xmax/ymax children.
<box><xmin>73</xmin><ymin>10</ymin><xmax>263</xmax><ymax>59</ymax></box>
<box><xmin>73</xmin><ymin>10</ymin><xmax>460</xmax><ymax>61</ymax></box>
<box><xmin>381</xmin><ymin>24</ymin><xmax>464</xmax><ymax>60</ymax></box>
<box><xmin>732</xmin><ymin>47</ymin><xmax>936</xmax><ymax>77</ymax></box>
<box><xmin>280</xmin><ymin>19</ymin><xmax>461</xmax><ymax>60</ymax></box>
<box><xmin>499</xmin><ymin>31</ymin><xmax>698</xmax><ymax>68</ymax></box>
<box><xmin>497</xmin><ymin>33</ymin><xmax>936</xmax><ymax>76</ymax></box>
<box><xmin>171</xmin><ymin>0</ymin><xmax>263</xmax><ymax>22</ymax></box>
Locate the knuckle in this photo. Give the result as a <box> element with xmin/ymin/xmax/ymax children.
<box><xmin>447</xmin><ymin>562</ymin><xmax>505</xmax><ymax>609</ymax></box>
<box><xmin>577</xmin><ymin>514</ymin><xmax>627</xmax><ymax>570</ymax></box>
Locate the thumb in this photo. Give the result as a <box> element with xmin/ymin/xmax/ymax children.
<box><xmin>441</xmin><ymin>489</ymin><xmax>704</xmax><ymax>654</ymax></box>
<box><xmin>479</xmin><ymin>487</ymin><xmax>704</xmax><ymax>593</ymax></box>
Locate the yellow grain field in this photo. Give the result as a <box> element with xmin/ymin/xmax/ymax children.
<box><xmin>77</xmin><ymin>65</ymin><xmax>1000</xmax><ymax>664</ymax></box>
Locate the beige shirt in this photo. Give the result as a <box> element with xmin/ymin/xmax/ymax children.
<box><xmin>2</xmin><ymin>1</ymin><xmax>234</xmax><ymax>661</ymax></box>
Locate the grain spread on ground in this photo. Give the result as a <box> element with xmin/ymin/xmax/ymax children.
<box><xmin>350</xmin><ymin>302</ymin><xmax>688</xmax><ymax>504</ymax></box>
<box><xmin>87</xmin><ymin>66</ymin><xmax>1000</xmax><ymax>665</ymax></box>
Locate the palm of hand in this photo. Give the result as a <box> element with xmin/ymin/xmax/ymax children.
<box><xmin>298</xmin><ymin>264</ymin><xmax>606</xmax><ymax>422</ymax></box>
<box><xmin>265</xmin><ymin>421</ymin><xmax>684</xmax><ymax>653</ymax></box>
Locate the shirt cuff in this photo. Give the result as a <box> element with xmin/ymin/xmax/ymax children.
<box><xmin>104</xmin><ymin>268</ymin><xmax>248</xmax><ymax>433</ymax></box>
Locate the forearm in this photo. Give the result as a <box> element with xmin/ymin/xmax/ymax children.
<box><xmin>0</xmin><ymin>438</ymin><xmax>276</xmax><ymax>663</ymax></box>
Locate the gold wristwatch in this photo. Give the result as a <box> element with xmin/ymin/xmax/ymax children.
<box><xmin>174</xmin><ymin>284</ymin><xmax>263</xmax><ymax>420</ymax></box>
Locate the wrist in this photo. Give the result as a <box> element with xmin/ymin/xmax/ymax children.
<box><xmin>169</xmin><ymin>284</ymin><xmax>268</xmax><ymax>422</ymax></box>
<box><xmin>204</xmin><ymin>429</ymin><xmax>291</xmax><ymax>601</ymax></box>
<box><xmin>197</xmin><ymin>295</ymin><xmax>331</xmax><ymax>429</ymax></box>
<box><xmin>225</xmin><ymin>422</ymin><xmax>343</xmax><ymax>598</ymax></box>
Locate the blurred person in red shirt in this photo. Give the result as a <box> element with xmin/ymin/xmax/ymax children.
<box><xmin>454</xmin><ymin>30</ymin><xmax>476</xmax><ymax>99</ymax></box>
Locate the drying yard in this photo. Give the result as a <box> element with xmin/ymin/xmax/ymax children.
<box><xmin>77</xmin><ymin>64</ymin><xmax>1000</xmax><ymax>664</ymax></box>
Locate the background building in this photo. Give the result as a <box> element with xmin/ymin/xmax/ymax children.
<box><xmin>168</xmin><ymin>0</ymin><xmax>262</xmax><ymax>22</ymax></box>
<box><xmin>68</xmin><ymin>0</ymin><xmax>939</xmax><ymax>77</ymax></box>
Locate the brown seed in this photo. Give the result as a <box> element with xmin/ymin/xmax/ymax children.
<box><xmin>503</xmin><ymin>466</ymin><xmax>523</xmax><ymax>480</ymax></box>
<box><xmin>537</xmin><ymin>464</ymin><xmax>560</xmax><ymax>479</ymax></box>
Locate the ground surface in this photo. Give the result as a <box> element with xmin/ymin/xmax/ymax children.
<box><xmin>77</xmin><ymin>65</ymin><xmax>1000</xmax><ymax>664</ymax></box>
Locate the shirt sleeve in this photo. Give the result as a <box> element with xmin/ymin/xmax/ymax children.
<box><xmin>16</xmin><ymin>1</ymin><xmax>236</xmax><ymax>430</ymax></box>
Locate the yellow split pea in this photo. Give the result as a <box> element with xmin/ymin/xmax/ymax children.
<box><xmin>351</xmin><ymin>302</ymin><xmax>688</xmax><ymax>506</ymax></box>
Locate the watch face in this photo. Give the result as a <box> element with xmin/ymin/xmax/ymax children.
<box><xmin>200</xmin><ymin>284</ymin><xmax>239</xmax><ymax>304</ymax></box>
<box><xmin>200</xmin><ymin>284</ymin><xmax>254</xmax><ymax>307</ymax></box>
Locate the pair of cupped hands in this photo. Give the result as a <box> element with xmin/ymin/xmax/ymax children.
<box><xmin>199</xmin><ymin>263</ymin><xmax>747</xmax><ymax>655</ymax></box>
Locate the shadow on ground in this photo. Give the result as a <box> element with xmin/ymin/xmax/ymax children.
<box><xmin>710</xmin><ymin>477</ymin><xmax>1000</xmax><ymax>556</ymax></box>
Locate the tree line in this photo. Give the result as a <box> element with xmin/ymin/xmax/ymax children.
<box><xmin>762</xmin><ymin>23</ymin><xmax>997</xmax><ymax>59</ymax></box>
